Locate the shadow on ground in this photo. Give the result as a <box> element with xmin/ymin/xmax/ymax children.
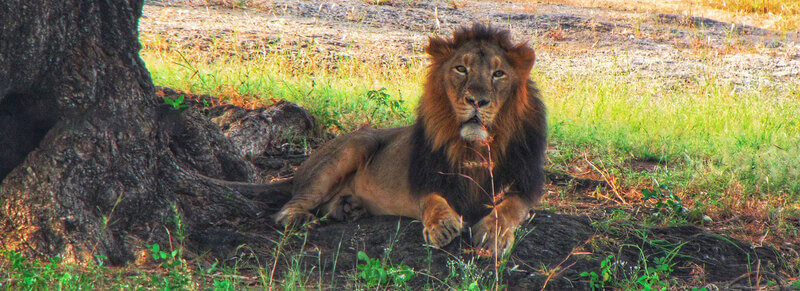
<box><xmin>163</xmin><ymin>89</ymin><xmax>792</xmax><ymax>290</ymax></box>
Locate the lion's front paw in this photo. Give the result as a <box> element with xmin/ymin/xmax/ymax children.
<box><xmin>422</xmin><ymin>210</ymin><xmax>463</xmax><ymax>248</ymax></box>
<box><xmin>274</xmin><ymin>208</ymin><xmax>318</xmax><ymax>229</ymax></box>
<box><xmin>471</xmin><ymin>212</ymin><xmax>518</xmax><ymax>256</ymax></box>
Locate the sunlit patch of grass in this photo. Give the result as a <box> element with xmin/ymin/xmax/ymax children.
<box><xmin>702</xmin><ymin>0</ymin><xmax>800</xmax><ymax>15</ymax></box>
<box><xmin>139</xmin><ymin>33</ymin><xmax>424</xmax><ymax>131</ymax></box>
<box><xmin>509</xmin><ymin>0</ymin><xmax>800</xmax><ymax>31</ymax></box>
<box><xmin>701</xmin><ymin>0</ymin><xmax>800</xmax><ymax>31</ymax></box>
<box><xmin>539</xmin><ymin>68</ymin><xmax>800</xmax><ymax>196</ymax></box>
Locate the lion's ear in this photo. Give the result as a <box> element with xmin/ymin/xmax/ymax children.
<box><xmin>425</xmin><ymin>36</ymin><xmax>453</xmax><ymax>60</ymax></box>
<box><xmin>508</xmin><ymin>43</ymin><xmax>536</xmax><ymax>76</ymax></box>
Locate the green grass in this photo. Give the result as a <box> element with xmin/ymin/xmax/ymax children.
<box><xmin>4</xmin><ymin>5</ymin><xmax>799</xmax><ymax>290</ymax></box>
<box><xmin>5</xmin><ymin>29</ymin><xmax>785</xmax><ymax>290</ymax></box>
<box><xmin>141</xmin><ymin>35</ymin><xmax>422</xmax><ymax>131</ymax></box>
<box><xmin>542</xmin><ymin>69</ymin><xmax>800</xmax><ymax>197</ymax></box>
<box><xmin>140</xmin><ymin>34</ymin><xmax>800</xmax><ymax>208</ymax></box>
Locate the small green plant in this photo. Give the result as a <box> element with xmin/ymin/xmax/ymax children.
<box><xmin>163</xmin><ymin>94</ymin><xmax>189</xmax><ymax>110</ymax></box>
<box><xmin>634</xmin><ymin>255</ymin><xmax>675</xmax><ymax>290</ymax></box>
<box><xmin>442</xmin><ymin>256</ymin><xmax>496</xmax><ymax>291</ymax></box>
<box><xmin>149</xmin><ymin>243</ymin><xmax>180</xmax><ymax>268</ymax></box>
<box><xmin>580</xmin><ymin>254</ymin><xmax>615</xmax><ymax>290</ymax></box>
<box><xmin>641</xmin><ymin>183</ymin><xmax>685</xmax><ymax>216</ymax></box>
<box><xmin>366</xmin><ymin>88</ymin><xmax>407</xmax><ymax>120</ymax></box>
<box><xmin>147</xmin><ymin>243</ymin><xmax>191</xmax><ymax>289</ymax></box>
<box><xmin>213</xmin><ymin>278</ymin><xmax>236</xmax><ymax>291</ymax></box>
<box><xmin>356</xmin><ymin>251</ymin><xmax>414</xmax><ymax>287</ymax></box>
<box><xmin>626</xmin><ymin>241</ymin><xmax>684</xmax><ymax>291</ymax></box>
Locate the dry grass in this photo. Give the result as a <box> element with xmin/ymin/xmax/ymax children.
<box><xmin>702</xmin><ymin>0</ymin><xmax>800</xmax><ymax>15</ymax></box>
<box><xmin>506</xmin><ymin>0</ymin><xmax>800</xmax><ymax>31</ymax></box>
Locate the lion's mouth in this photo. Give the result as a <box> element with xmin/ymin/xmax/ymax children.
<box><xmin>464</xmin><ymin>115</ymin><xmax>483</xmax><ymax>125</ymax></box>
<box><xmin>460</xmin><ymin>115</ymin><xmax>489</xmax><ymax>142</ymax></box>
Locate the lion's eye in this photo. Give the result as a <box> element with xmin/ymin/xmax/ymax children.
<box><xmin>493</xmin><ymin>70</ymin><xmax>506</xmax><ymax>78</ymax></box>
<box><xmin>455</xmin><ymin>65</ymin><xmax>468</xmax><ymax>73</ymax></box>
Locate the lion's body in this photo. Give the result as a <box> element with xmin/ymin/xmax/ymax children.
<box><xmin>275</xmin><ymin>24</ymin><xmax>547</xmax><ymax>255</ymax></box>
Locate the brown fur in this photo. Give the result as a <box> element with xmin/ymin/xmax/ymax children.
<box><xmin>274</xmin><ymin>24</ymin><xmax>547</xmax><ymax>256</ymax></box>
<box><xmin>419</xmin><ymin>25</ymin><xmax>539</xmax><ymax>164</ymax></box>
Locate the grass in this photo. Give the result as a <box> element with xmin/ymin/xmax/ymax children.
<box><xmin>139</xmin><ymin>30</ymin><xmax>800</xmax><ymax>213</ymax></box>
<box><xmin>700</xmin><ymin>0</ymin><xmax>800</xmax><ymax>31</ymax></box>
<box><xmin>543</xmin><ymin>69</ymin><xmax>800</xmax><ymax>196</ymax></box>
<box><xmin>135</xmin><ymin>25</ymin><xmax>800</xmax><ymax>282</ymax></box>
<box><xmin>141</xmin><ymin>33</ymin><xmax>422</xmax><ymax>131</ymax></box>
<box><xmin>4</xmin><ymin>2</ymin><xmax>799</xmax><ymax>289</ymax></box>
<box><xmin>525</xmin><ymin>0</ymin><xmax>800</xmax><ymax>31</ymax></box>
<box><xmin>701</xmin><ymin>0</ymin><xmax>800</xmax><ymax>15</ymax></box>
<box><xmin>140</xmin><ymin>25</ymin><xmax>800</xmax><ymax>246</ymax></box>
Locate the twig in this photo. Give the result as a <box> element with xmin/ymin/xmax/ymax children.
<box><xmin>583</xmin><ymin>152</ymin><xmax>627</xmax><ymax>205</ymax></box>
<box><xmin>89</xmin><ymin>193</ymin><xmax>124</xmax><ymax>258</ymax></box>
<box><xmin>484</xmin><ymin>141</ymin><xmax>500</xmax><ymax>291</ymax></box>
<box><xmin>539</xmin><ymin>235</ymin><xmax>597</xmax><ymax>291</ymax></box>
<box><xmin>268</xmin><ymin>230</ymin><xmax>287</xmax><ymax>291</ymax></box>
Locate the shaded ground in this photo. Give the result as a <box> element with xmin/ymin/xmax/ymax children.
<box><xmin>159</xmin><ymin>88</ymin><xmax>796</xmax><ymax>289</ymax></box>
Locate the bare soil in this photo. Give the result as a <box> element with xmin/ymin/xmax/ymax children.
<box><xmin>141</xmin><ymin>0</ymin><xmax>800</xmax><ymax>89</ymax></box>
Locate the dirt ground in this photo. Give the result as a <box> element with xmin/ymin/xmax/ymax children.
<box><xmin>158</xmin><ymin>92</ymin><xmax>795</xmax><ymax>290</ymax></box>
<box><xmin>141</xmin><ymin>0</ymin><xmax>799</xmax><ymax>90</ymax></box>
<box><xmin>145</xmin><ymin>1</ymin><xmax>799</xmax><ymax>289</ymax></box>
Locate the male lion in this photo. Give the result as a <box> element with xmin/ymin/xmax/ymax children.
<box><xmin>236</xmin><ymin>24</ymin><xmax>546</xmax><ymax>255</ymax></box>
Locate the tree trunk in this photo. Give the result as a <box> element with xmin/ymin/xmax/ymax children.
<box><xmin>0</xmin><ymin>0</ymin><xmax>273</xmax><ymax>264</ymax></box>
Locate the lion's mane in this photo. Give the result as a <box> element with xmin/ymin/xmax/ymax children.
<box><xmin>409</xmin><ymin>24</ymin><xmax>547</xmax><ymax>223</ymax></box>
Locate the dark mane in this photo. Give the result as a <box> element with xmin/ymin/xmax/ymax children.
<box><xmin>410</xmin><ymin>23</ymin><xmax>547</xmax><ymax>222</ymax></box>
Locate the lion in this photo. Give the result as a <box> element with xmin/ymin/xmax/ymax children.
<box><xmin>230</xmin><ymin>24</ymin><xmax>546</xmax><ymax>255</ymax></box>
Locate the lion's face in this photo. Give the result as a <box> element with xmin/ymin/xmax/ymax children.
<box><xmin>421</xmin><ymin>24</ymin><xmax>536</xmax><ymax>156</ymax></box>
<box><xmin>441</xmin><ymin>41</ymin><xmax>521</xmax><ymax>143</ymax></box>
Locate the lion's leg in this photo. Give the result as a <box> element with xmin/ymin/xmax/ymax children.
<box><xmin>275</xmin><ymin>131</ymin><xmax>380</xmax><ymax>228</ymax></box>
<box><xmin>421</xmin><ymin>194</ymin><xmax>464</xmax><ymax>247</ymax></box>
<box><xmin>470</xmin><ymin>195</ymin><xmax>533</xmax><ymax>256</ymax></box>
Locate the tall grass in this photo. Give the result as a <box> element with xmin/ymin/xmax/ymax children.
<box><xmin>141</xmin><ymin>34</ymin><xmax>422</xmax><ymax>130</ymax></box>
<box><xmin>541</xmin><ymin>69</ymin><xmax>800</xmax><ymax>196</ymax></box>
<box><xmin>702</xmin><ymin>0</ymin><xmax>800</xmax><ymax>15</ymax></box>
<box><xmin>140</xmin><ymin>31</ymin><xmax>800</xmax><ymax>206</ymax></box>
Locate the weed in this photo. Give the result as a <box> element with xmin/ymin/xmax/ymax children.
<box><xmin>616</xmin><ymin>237</ymin><xmax>686</xmax><ymax>290</ymax></box>
<box><xmin>0</xmin><ymin>250</ymin><xmax>106</xmax><ymax>289</ymax></box>
<box><xmin>355</xmin><ymin>251</ymin><xmax>414</xmax><ymax>287</ymax></box>
<box><xmin>634</xmin><ymin>254</ymin><xmax>677</xmax><ymax>290</ymax></box>
<box><xmin>442</xmin><ymin>256</ymin><xmax>496</xmax><ymax>290</ymax></box>
<box><xmin>641</xmin><ymin>183</ymin><xmax>686</xmax><ymax>217</ymax></box>
<box><xmin>147</xmin><ymin>243</ymin><xmax>192</xmax><ymax>289</ymax></box>
<box><xmin>580</xmin><ymin>254</ymin><xmax>614</xmax><ymax>290</ymax></box>
<box><xmin>366</xmin><ymin>87</ymin><xmax>408</xmax><ymax>121</ymax></box>
<box><xmin>213</xmin><ymin>278</ymin><xmax>236</xmax><ymax>291</ymax></box>
<box><xmin>163</xmin><ymin>93</ymin><xmax>189</xmax><ymax>110</ymax></box>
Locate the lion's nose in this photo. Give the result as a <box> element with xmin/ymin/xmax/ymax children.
<box><xmin>465</xmin><ymin>96</ymin><xmax>490</xmax><ymax>107</ymax></box>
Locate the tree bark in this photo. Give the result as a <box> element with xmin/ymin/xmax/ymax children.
<box><xmin>0</xmin><ymin>0</ymin><xmax>267</xmax><ymax>264</ymax></box>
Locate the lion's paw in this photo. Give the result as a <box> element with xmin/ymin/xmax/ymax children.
<box><xmin>471</xmin><ymin>213</ymin><xmax>517</xmax><ymax>256</ymax></box>
<box><xmin>423</xmin><ymin>211</ymin><xmax>463</xmax><ymax>248</ymax></box>
<box><xmin>341</xmin><ymin>195</ymin><xmax>368</xmax><ymax>222</ymax></box>
<box><xmin>274</xmin><ymin>209</ymin><xmax>318</xmax><ymax>229</ymax></box>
